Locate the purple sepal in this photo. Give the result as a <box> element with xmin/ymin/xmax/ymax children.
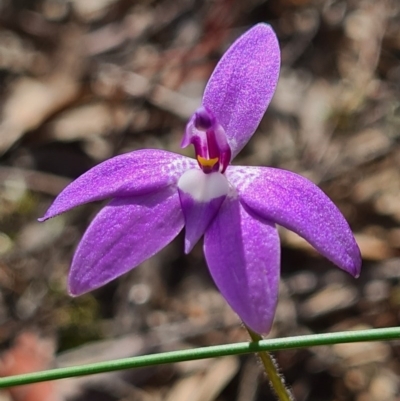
<box><xmin>203</xmin><ymin>24</ymin><xmax>280</xmax><ymax>158</ymax></box>
<box><xmin>228</xmin><ymin>166</ymin><xmax>362</xmax><ymax>277</ymax></box>
<box><xmin>204</xmin><ymin>196</ymin><xmax>280</xmax><ymax>334</ymax></box>
<box><xmin>39</xmin><ymin>149</ymin><xmax>196</xmax><ymax>221</ymax></box>
<box><xmin>68</xmin><ymin>187</ymin><xmax>184</xmax><ymax>295</ymax></box>
<box><xmin>178</xmin><ymin>188</ymin><xmax>226</xmax><ymax>253</ymax></box>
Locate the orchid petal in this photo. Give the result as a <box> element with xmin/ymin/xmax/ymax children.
<box><xmin>40</xmin><ymin>150</ymin><xmax>196</xmax><ymax>221</ymax></box>
<box><xmin>178</xmin><ymin>169</ymin><xmax>229</xmax><ymax>253</ymax></box>
<box><xmin>228</xmin><ymin>166</ymin><xmax>361</xmax><ymax>277</ymax></box>
<box><xmin>68</xmin><ymin>187</ymin><xmax>184</xmax><ymax>295</ymax></box>
<box><xmin>203</xmin><ymin>23</ymin><xmax>280</xmax><ymax>158</ymax></box>
<box><xmin>204</xmin><ymin>195</ymin><xmax>280</xmax><ymax>334</ymax></box>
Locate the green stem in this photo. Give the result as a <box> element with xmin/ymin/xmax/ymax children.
<box><xmin>0</xmin><ymin>326</ymin><xmax>399</xmax><ymax>388</ymax></box>
<box><xmin>246</xmin><ymin>327</ymin><xmax>293</xmax><ymax>401</ymax></box>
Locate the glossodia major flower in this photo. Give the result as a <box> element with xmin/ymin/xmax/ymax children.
<box><xmin>40</xmin><ymin>24</ymin><xmax>361</xmax><ymax>335</ymax></box>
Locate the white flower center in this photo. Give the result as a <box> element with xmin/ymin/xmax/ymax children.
<box><xmin>177</xmin><ymin>169</ymin><xmax>229</xmax><ymax>202</ymax></box>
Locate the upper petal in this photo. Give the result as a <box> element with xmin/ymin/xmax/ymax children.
<box><xmin>204</xmin><ymin>195</ymin><xmax>280</xmax><ymax>334</ymax></box>
<box><xmin>69</xmin><ymin>186</ymin><xmax>184</xmax><ymax>295</ymax></box>
<box><xmin>39</xmin><ymin>149</ymin><xmax>195</xmax><ymax>221</ymax></box>
<box><xmin>228</xmin><ymin>166</ymin><xmax>362</xmax><ymax>277</ymax></box>
<box><xmin>202</xmin><ymin>24</ymin><xmax>280</xmax><ymax>158</ymax></box>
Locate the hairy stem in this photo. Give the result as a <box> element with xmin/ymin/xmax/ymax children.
<box><xmin>246</xmin><ymin>327</ymin><xmax>293</xmax><ymax>401</ymax></box>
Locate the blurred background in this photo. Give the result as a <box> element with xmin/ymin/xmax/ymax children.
<box><xmin>0</xmin><ymin>0</ymin><xmax>400</xmax><ymax>400</ymax></box>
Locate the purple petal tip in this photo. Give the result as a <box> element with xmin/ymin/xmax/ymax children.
<box><xmin>68</xmin><ymin>287</ymin><xmax>80</xmax><ymax>297</ymax></box>
<box><xmin>349</xmin><ymin>251</ymin><xmax>362</xmax><ymax>278</ymax></box>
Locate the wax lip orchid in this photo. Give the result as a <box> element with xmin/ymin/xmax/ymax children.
<box><xmin>40</xmin><ymin>24</ymin><xmax>361</xmax><ymax>334</ymax></box>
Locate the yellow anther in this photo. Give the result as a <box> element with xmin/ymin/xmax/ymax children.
<box><xmin>197</xmin><ymin>156</ymin><xmax>219</xmax><ymax>168</ymax></box>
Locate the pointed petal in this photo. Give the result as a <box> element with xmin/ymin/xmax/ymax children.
<box><xmin>228</xmin><ymin>166</ymin><xmax>362</xmax><ymax>277</ymax></box>
<box><xmin>204</xmin><ymin>196</ymin><xmax>280</xmax><ymax>334</ymax></box>
<box><xmin>203</xmin><ymin>24</ymin><xmax>280</xmax><ymax>158</ymax></box>
<box><xmin>40</xmin><ymin>150</ymin><xmax>195</xmax><ymax>221</ymax></box>
<box><xmin>68</xmin><ymin>187</ymin><xmax>184</xmax><ymax>295</ymax></box>
<box><xmin>178</xmin><ymin>169</ymin><xmax>229</xmax><ymax>253</ymax></box>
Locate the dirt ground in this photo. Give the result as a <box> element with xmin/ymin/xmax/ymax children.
<box><xmin>0</xmin><ymin>0</ymin><xmax>400</xmax><ymax>400</ymax></box>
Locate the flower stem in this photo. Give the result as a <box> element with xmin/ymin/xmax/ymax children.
<box><xmin>246</xmin><ymin>327</ymin><xmax>293</xmax><ymax>401</ymax></box>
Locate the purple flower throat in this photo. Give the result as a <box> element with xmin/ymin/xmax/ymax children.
<box><xmin>183</xmin><ymin>107</ymin><xmax>231</xmax><ymax>174</ymax></box>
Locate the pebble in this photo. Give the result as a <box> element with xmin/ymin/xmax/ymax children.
<box><xmin>300</xmin><ymin>283</ymin><xmax>359</xmax><ymax>319</ymax></box>
<box><xmin>369</xmin><ymin>371</ymin><xmax>398</xmax><ymax>401</ymax></box>
<box><xmin>333</xmin><ymin>341</ymin><xmax>390</xmax><ymax>366</ymax></box>
<box><xmin>286</xmin><ymin>271</ymin><xmax>318</xmax><ymax>295</ymax></box>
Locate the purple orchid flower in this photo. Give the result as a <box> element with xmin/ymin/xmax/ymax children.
<box><xmin>40</xmin><ymin>24</ymin><xmax>361</xmax><ymax>334</ymax></box>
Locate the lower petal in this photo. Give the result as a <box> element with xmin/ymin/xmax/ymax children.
<box><xmin>178</xmin><ymin>169</ymin><xmax>229</xmax><ymax>253</ymax></box>
<box><xmin>69</xmin><ymin>187</ymin><xmax>184</xmax><ymax>295</ymax></box>
<box><xmin>204</xmin><ymin>196</ymin><xmax>280</xmax><ymax>334</ymax></box>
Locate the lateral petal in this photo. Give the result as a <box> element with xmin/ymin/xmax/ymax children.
<box><xmin>204</xmin><ymin>196</ymin><xmax>280</xmax><ymax>334</ymax></box>
<box><xmin>68</xmin><ymin>187</ymin><xmax>184</xmax><ymax>295</ymax></box>
<box><xmin>228</xmin><ymin>166</ymin><xmax>362</xmax><ymax>277</ymax></box>
<box><xmin>40</xmin><ymin>149</ymin><xmax>195</xmax><ymax>221</ymax></box>
<box><xmin>203</xmin><ymin>23</ymin><xmax>280</xmax><ymax>158</ymax></box>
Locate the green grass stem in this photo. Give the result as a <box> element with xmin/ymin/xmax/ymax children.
<box><xmin>0</xmin><ymin>326</ymin><xmax>399</xmax><ymax>388</ymax></box>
